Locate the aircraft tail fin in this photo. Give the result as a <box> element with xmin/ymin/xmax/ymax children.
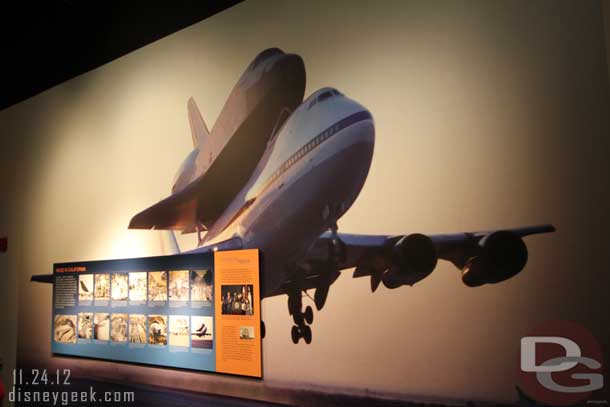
<box><xmin>187</xmin><ymin>97</ymin><xmax>210</xmax><ymax>149</ymax></box>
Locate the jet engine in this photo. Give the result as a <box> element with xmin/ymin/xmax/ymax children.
<box><xmin>381</xmin><ymin>234</ymin><xmax>438</xmax><ymax>289</ymax></box>
<box><xmin>461</xmin><ymin>231</ymin><xmax>528</xmax><ymax>287</ymax></box>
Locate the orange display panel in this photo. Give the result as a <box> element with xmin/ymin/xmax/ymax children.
<box><xmin>214</xmin><ymin>249</ymin><xmax>262</xmax><ymax>378</ymax></box>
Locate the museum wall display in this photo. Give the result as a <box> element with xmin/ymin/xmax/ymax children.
<box><xmin>0</xmin><ymin>0</ymin><xmax>609</xmax><ymax>405</ymax></box>
<box><xmin>49</xmin><ymin>250</ymin><xmax>261</xmax><ymax>377</ymax></box>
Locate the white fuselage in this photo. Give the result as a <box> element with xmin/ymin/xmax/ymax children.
<box><xmin>193</xmin><ymin>88</ymin><xmax>375</xmax><ymax>296</ymax></box>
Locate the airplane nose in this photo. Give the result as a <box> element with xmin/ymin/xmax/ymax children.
<box><xmin>344</xmin><ymin>111</ymin><xmax>375</xmax><ymax>147</ymax></box>
<box><xmin>313</xmin><ymin>117</ymin><xmax>375</xmax><ymax>223</ymax></box>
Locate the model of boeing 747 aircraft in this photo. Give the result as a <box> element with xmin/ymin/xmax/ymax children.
<box><xmin>33</xmin><ymin>48</ymin><xmax>555</xmax><ymax>344</ymax></box>
<box><xmin>126</xmin><ymin>48</ymin><xmax>555</xmax><ymax>344</ymax></box>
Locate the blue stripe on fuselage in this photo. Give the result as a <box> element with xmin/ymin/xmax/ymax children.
<box><xmin>261</xmin><ymin>110</ymin><xmax>373</xmax><ymax>193</ymax></box>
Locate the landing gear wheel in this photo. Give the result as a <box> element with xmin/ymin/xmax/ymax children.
<box><xmin>287</xmin><ymin>277</ymin><xmax>316</xmax><ymax>345</ymax></box>
<box><xmin>304</xmin><ymin>306</ymin><xmax>314</xmax><ymax>325</ymax></box>
<box><xmin>301</xmin><ymin>325</ymin><xmax>312</xmax><ymax>344</ymax></box>
<box><xmin>291</xmin><ymin>325</ymin><xmax>300</xmax><ymax>344</ymax></box>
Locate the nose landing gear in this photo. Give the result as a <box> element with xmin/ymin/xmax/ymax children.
<box><xmin>285</xmin><ymin>214</ymin><xmax>347</xmax><ymax>345</ymax></box>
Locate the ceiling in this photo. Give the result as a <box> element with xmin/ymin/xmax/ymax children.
<box><xmin>0</xmin><ymin>1</ymin><xmax>243</xmax><ymax>111</ymax></box>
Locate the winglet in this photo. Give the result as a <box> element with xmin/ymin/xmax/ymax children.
<box><xmin>187</xmin><ymin>97</ymin><xmax>210</xmax><ymax>149</ymax></box>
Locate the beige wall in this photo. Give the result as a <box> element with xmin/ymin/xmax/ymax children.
<box><xmin>1</xmin><ymin>0</ymin><xmax>609</xmax><ymax>404</ymax></box>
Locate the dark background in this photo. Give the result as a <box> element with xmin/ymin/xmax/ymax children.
<box><xmin>1</xmin><ymin>1</ymin><xmax>608</xmax><ymax>112</ymax></box>
<box><xmin>0</xmin><ymin>1</ymin><xmax>242</xmax><ymax>110</ymax></box>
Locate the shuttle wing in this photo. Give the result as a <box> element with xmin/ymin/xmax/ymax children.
<box><xmin>184</xmin><ymin>236</ymin><xmax>244</xmax><ymax>254</ymax></box>
<box><xmin>129</xmin><ymin>188</ymin><xmax>198</xmax><ymax>230</ymax></box>
<box><xmin>30</xmin><ymin>235</ymin><xmax>244</xmax><ymax>286</ymax></box>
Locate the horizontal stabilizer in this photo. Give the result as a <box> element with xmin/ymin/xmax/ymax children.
<box><xmin>129</xmin><ymin>191</ymin><xmax>198</xmax><ymax>230</ymax></box>
<box><xmin>31</xmin><ymin>274</ymin><xmax>54</xmax><ymax>284</ymax></box>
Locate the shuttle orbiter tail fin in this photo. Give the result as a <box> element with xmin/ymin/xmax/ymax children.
<box><xmin>187</xmin><ymin>97</ymin><xmax>210</xmax><ymax>149</ymax></box>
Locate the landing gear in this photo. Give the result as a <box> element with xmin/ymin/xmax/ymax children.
<box><xmin>291</xmin><ymin>325</ymin><xmax>299</xmax><ymax>344</ymax></box>
<box><xmin>301</xmin><ymin>325</ymin><xmax>312</xmax><ymax>344</ymax></box>
<box><xmin>304</xmin><ymin>305</ymin><xmax>314</xmax><ymax>325</ymax></box>
<box><xmin>291</xmin><ymin>323</ymin><xmax>312</xmax><ymax>344</ymax></box>
<box><xmin>288</xmin><ymin>286</ymin><xmax>314</xmax><ymax>344</ymax></box>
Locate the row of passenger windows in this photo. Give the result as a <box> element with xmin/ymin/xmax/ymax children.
<box><xmin>265</xmin><ymin>122</ymin><xmax>343</xmax><ymax>190</ymax></box>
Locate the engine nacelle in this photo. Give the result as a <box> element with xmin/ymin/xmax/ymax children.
<box><xmin>382</xmin><ymin>233</ymin><xmax>438</xmax><ymax>289</ymax></box>
<box><xmin>461</xmin><ymin>231</ymin><xmax>528</xmax><ymax>287</ymax></box>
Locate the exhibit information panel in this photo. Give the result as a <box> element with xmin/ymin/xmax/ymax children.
<box><xmin>51</xmin><ymin>249</ymin><xmax>262</xmax><ymax>378</ymax></box>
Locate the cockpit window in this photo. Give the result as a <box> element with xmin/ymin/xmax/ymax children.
<box><xmin>306</xmin><ymin>88</ymin><xmax>341</xmax><ymax>110</ymax></box>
